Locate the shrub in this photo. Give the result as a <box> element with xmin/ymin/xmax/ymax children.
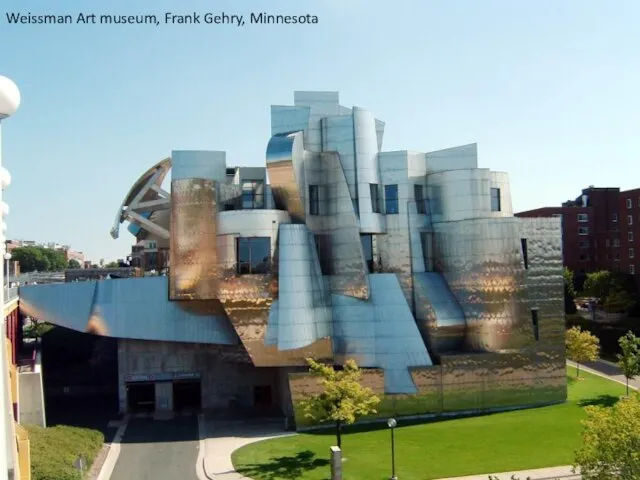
<box><xmin>25</xmin><ymin>424</ymin><xmax>104</xmax><ymax>480</ymax></box>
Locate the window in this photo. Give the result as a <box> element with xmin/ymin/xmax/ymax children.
<box><xmin>631</xmin><ymin>265</ymin><xmax>636</xmax><ymax>275</ymax></box>
<box><xmin>414</xmin><ymin>185</ymin><xmax>426</xmax><ymax>214</ymax></box>
<box><xmin>360</xmin><ymin>234</ymin><xmax>373</xmax><ymax>272</ymax></box>
<box><xmin>580</xmin><ymin>254</ymin><xmax>590</xmax><ymax>261</ymax></box>
<box><xmin>490</xmin><ymin>188</ymin><xmax>501</xmax><ymax>212</ymax></box>
<box><xmin>615</xmin><ymin>252</ymin><xmax>620</xmax><ymax>262</ymax></box>
<box><xmin>579</xmin><ymin>240</ymin><xmax>589</xmax><ymax>248</ymax></box>
<box><xmin>613</xmin><ymin>238</ymin><xmax>620</xmax><ymax>247</ymax></box>
<box><xmin>309</xmin><ymin>185</ymin><xmax>319</xmax><ymax>216</ymax></box>
<box><xmin>613</xmin><ymin>213</ymin><xmax>618</xmax><ymax>223</ymax></box>
<box><xmin>236</xmin><ymin>237</ymin><xmax>271</xmax><ymax>274</ymax></box>
<box><xmin>521</xmin><ymin>239</ymin><xmax>528</xmax><ymax>269</ymax></box>
<box><xmin>630</xmin><ymin>248</ymin><xmax>635</xmax><ymax>259</ymax></box>
<box><xmin>531</xmin><ymin>309</ymin><xmax>539</xmax><ymax>342</ymax></box>
<box><xmin>314</xmin><ymin>234</ymin><xmax>333</xmax><ymax>275</ymax></box>
<box><xmin>629</xmin><ymin>232</ymin><xmax>634</xmax><ymax>242</ymax></box>
<box><xmin>606</xmin><ymin>238</ymin><xmax>611</xmax><ymax>247</ymax></box>
<box><xmin>628</xmin><ymin>215</ymin><xmax>634</xmax><ymax>226</ymax></box>
<box><xmin>579</xmin><ymin>227</ymin><xmax>589</xmax><ymax>235</ymax></box>
<box><xmin>370</xmin><ymin>184</ymin><xmax>381</xmax><ymax>214</ymax></box>
<box><xmin>627</xmin><ymin>198</ymin><xmax>632</xmax><ymax>209</ymax></box>
<box><xmin>577</xmin><ymin>213</ymin><xmax>588</xmax><ymax>222</ymax></box>
<box><xmin>241</xmin><ymin>181</ymin><xmax>265</xmax><ymax>209</ymax></box>
<box><xmin>430</xmin><ymin>185</ymin><xmax>442</xmax><ymax>215</ymax></box>
<box><xmin>384</xmin><ymin>185</ymin><xmax>399</xmax><ymax>214</ymax></box>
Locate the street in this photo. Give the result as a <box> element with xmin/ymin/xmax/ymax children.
<box><xmin>110</xmin><ymin>414</ymin><xmax>200</xmax><ymax>480</ymax></box>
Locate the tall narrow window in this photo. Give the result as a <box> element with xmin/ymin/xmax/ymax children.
<box><xmin>531</xmin><ymin>309</ymin><xmax>539</xmax><ymax>341</ymax></box>
<box><xmin>236</xmin><ymin>237</ymin><xmax>270</xmax><ymax>274</ymax></box>
<box><xmin>631</xmin><ymin>265</ymin><xmax>636</xmax><ymax>275</ymax></box>
<box><xmin>414</xmin><ymin>185</ymin><xmax>426</xmax><ymax>214</ymax></box>
<box><xmin>314</xmin><ymin>234</ymin><xmax>333</xmax><ymax>275</ymax></box>
<box><xmin>370</xmin><ymin>184</ymin><xmax>381</xmax><ymax>214</ymax></box>
<box><xmin>627</xmin><ymin>198</ymin><xmax>632</xmax><ymax>209</ymax></box>
<box><xmin>384</xmin><ymin>185</ymin><xmax>399</xmax><ymax>214</ymax></box>
<box><xmin>521</xmin><ymin>238</ymin><xmax>529</xmax><ymax>269</ymax></box>
<box><xmin>309</xmin><ymin>185</ymin><xmax>319</xmax><ymax>216</ymax></box>
<box><xmin>629</xmin><ymin>232</ymin><xmax>634</xmax><ymax>242</ymax></box>
<box><xmin>360</xmin><ymin>234</ymin><xmax>373</xmax><ymax>273</ymax></box>
<box><xmin>490</xmin><ymin>188</ymin><xmax>501</xmax><ymax>212</ymax></box>
<box><xmin>630</xmin><ymin>248</ymin><xmax>635</xmax><ymax>259</ymax></box>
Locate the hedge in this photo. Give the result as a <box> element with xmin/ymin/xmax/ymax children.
<box><xmin>25</xmin><ymin>424</ymin><xmax>104</xmax><ymax>480</ymax></box>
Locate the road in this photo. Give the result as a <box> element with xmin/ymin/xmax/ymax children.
<box><xmin>110</xmin><ymin>414</ymin><xmax>200</xmax><ymax>480</ymax></box>
<box><xmin>581</xmin><ymin>359</ymin><xmax>640</xmax><ymax>390</ymax></box>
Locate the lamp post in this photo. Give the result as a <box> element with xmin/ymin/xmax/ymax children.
<box><xmin>4</xmin><ymin>252</ymin><xmax>11</xmax><ymax>286</ymax></box>
<box><xmin>0</xmin><ymin>74</ymin><xmax>20</xmax><ymax>480</ymax></box>
<box><xmin>387</xmin><ymin>418</ymin><xmax>398</xmax><ymax>480</ymax></box>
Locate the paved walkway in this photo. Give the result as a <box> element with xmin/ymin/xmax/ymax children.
<box><xmin>436</xmin><ymin>465</ymin><xmax>580</xmax><ymax>480</ymax></box>
<box><xmin>576</xmin><ymin>359</ymin><xmax>640</xmax><ymax>391</ymax></box>
<box><xmin>201</xmin><ymin>416</ymin><xmax>293</xmax><ymax>480</ymax></box>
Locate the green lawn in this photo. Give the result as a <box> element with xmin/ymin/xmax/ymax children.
<box><xmin>232</xmin><ymin>367</ymin><xmax>626</xmax><ymax>480</ymax></box>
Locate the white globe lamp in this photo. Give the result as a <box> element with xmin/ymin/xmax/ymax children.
<box><xmin>0</xmin><ymin>76</ymin><xmax>21</xmax><ymax>120</ymax></box>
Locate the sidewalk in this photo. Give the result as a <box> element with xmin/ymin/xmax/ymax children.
<box><xmin>576</xmin><ymin>359</ymin><xmax>640</xmax><ymax>391</ymax></box>
<box><xmin>436</xmin><ymin>465</ymin><xmax>580</xmax><ymax>480</ymax></box>
<box><xmin>200</xmin><ymin>416</ymin><xmax>294</xmax><ymax>480</ymax></box>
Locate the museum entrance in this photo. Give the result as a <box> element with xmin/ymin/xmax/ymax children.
<box><xmin>173</xmin><ymin>379</ymin><xmax>201</xmax><ymax>412</ymax></box>
<box><xmin>126</xmin><ymin>382</ymin><xmax>155</xmax><ymax>413</ymax></box>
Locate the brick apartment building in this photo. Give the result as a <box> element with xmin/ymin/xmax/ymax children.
<box><xmin>516</xmin><ymin>186</ymin><xmax>640</xmax><ymax>277</ymax></box>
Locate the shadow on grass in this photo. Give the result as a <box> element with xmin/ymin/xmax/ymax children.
<box><xmin>236</xmin><ymin>450</ymin><xmax>329</xmax><ymax>480</ymax></box>
<box><xmin>578</xmin><ymin>394</ymin><xmax>620</xmax><ymax>407</ymax></box>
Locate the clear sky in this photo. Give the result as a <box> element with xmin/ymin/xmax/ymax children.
<box><xmin>1</xmin><ymin>0</ymin><xmax>639</xmax><ymax>262</ymax></box>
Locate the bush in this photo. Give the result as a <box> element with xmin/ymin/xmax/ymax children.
<box><xmin>25</xmin><ymin>424</ymin><xmax>104</xmax><ymax>480</ymax></box>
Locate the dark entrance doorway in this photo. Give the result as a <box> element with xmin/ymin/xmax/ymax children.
<box><xmin>253</xmin><ymin>385</ymin><xmax>272</xmax><ymax>408</ymax></box>
<box><xmin>173</xmin><ymin>380</ymin><xmax>201</xmax><ymax>412</ymax></box>
<box><xmin>127</xmin><ymin>382</ymin><xmax>155</xmax><ymax>413</ymax></box>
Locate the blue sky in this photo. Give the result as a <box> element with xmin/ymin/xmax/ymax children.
<box><xmin>1</xmin><ymin>0</ymin><xmax>639</xmax><ymax>262</ymax></box>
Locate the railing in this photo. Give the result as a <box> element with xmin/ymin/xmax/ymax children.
<box><xmin>15</xmin><ymin>424</ymin><xmax>31</xmax><ymax>480</ymax></box>
<box><xmin>4</xmin><ymin>286</ymin><xmax>18</xmax><ymax>303</ymax></box>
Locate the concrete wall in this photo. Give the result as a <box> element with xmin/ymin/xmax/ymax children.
<box><xmin>117</xmin><ymin>339</ymin><xmax>281</xmax><ymax>414</ymax></box>
<box><xmin>18</xmin><ymin>371</ymin><xmax>46</xmax><ymax>427</ymax></box>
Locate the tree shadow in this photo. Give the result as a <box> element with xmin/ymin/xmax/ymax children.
<box><xmin>235</xmin><ymin>450</ymin><xmax>329</xmax><ymax>480</ymax></box>
<box><xmin>578</xmin><ymin>394</ymin><xmax>620</xmax><ymax>407</ymax></box>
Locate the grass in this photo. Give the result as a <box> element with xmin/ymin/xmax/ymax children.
<box><xmin>25</xmin><ymin>424</ymin><xmax>104</xmax><ymax>480</ymax></box>
<box><xmin>232</xmin><ymin>366</ymin><xmax>626</xmax><ymax>480</ymax></box>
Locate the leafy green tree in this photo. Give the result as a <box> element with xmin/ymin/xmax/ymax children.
<box><xmin>604</xmin><ymin>290</ymin><xmax>635</xmax><ymax>314</ymax></box>
<box><xmin>564</xmin><ymin>267</ymin><xmax>576</xmax><ymax>298</ymax></box>
<box><xmin>105</xmin><ymin>261</ymin><xmax>120</xmax><ymax>268</ymax></box>
<box><xmin>617</xmin><ymin>332</ymin><xmax>640</xmax><ymax>396</ymax></box>
<box><xmin>566</xmin><ymin>326</ymin><xmax>600</xmax><ymax>377</ymax></box>
<box><xmin>574</xmin><ymin>394</ymin><xmax>640</xmax><ymax>479</ymax></box>
<box><xmin>67</xmin><ymin>259</ymin><xmax>81</xmax><ymax>269</ymax></box>
<box><xmin>41</xmin><ymin>248</ymin><xmax>67</xmax><ymax>271</ymax></box>
<box><xmin>583</xmin><ymin>270</ymin><xmax>614</xmax><ymax>302</ymax></box>
<box><xmin>301</xmin><ymin>358</ymin><xmax>381</xmax><ymax>449</ymax></box>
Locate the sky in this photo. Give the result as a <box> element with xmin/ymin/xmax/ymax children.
<box><xmin>1</xmin><ymin>0</ymin><xmax>639</xmax><ymax>263</ymax></box>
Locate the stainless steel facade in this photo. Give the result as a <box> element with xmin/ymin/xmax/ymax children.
<box><xmin>21</xmin><ymin>91</ymin><xmax>566</xmax><ymax>426</ymax></box>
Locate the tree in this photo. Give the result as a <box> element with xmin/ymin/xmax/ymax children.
<box><xmin>105</xmin><ymin>261</ymin><xmax>120</xmax><ymax>268</ymax></box>
<box><xmin>617</xmin><ymin>332</ymin><xmax>640</xmax><ymax>396</ymax></box>
<box><xmin>564</xmin><ymin>267</ymin><xmax>576</xmax><ymax>298</ymax></box>
<box><xmin>574</xmin><ymin>394</ymin><xmax>640</xmax><ymax>479</ymax></box>
<box><xmin>583</xmin><ymin>270</ymin><xmax>614</xmax><ymax>302</ymax></box>
<box><xmin>604</xmin><ymin>290</ymin><xmax>635</xmax><ymax>314</ymax></box>
<box><xmin>67</xmin><ymin>259</ymin><xmax>81</xmax><ymax>269</ymax></box>
<box><xmin>301</xmin><ymin>358</ymin><xmax>381</xmax><ymax>449</ymax></box>
<box><xmin>11</xmin><ymin>246</ymin><xmax>67</xmax><ymax>272</ymax></box>
<box><xmin>566</xmin><ymin>326</ymin><xmax>600</xmax><ymax>377</ymax></box>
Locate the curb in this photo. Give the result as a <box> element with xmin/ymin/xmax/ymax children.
<box><xmin>567</xmin><ymin>361</ymin><xmax>639</xmax><ymax>391</ymax></box>
<box><xmin>197</xmin><ymin>414</ymin><xmax>214</xmax><ymax>480</ymax></box>
<box><xmin>95</xmin><ymin>415</ymin><xmax>130</xmax><ymax>480</ymax></box>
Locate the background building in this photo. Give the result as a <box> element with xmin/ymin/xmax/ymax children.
<box><xmin>17</xmin><ymin>92</ymin><xmax>566</xmax><ymax>426</ymax></box>
<box><xmin>6</xmin><ymin>239</ymin><xmax>85</xmax><ymax>268</ymax></box>
<box><xmin>517</xmin><ymin>186</ymin><xmax>640</xmax><ymax>277</ymax></box>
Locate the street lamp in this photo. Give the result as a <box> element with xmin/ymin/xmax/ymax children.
<box><xmin>387</xmin><ymin>418</ymin><xmax>398</xmax><ymax>480</ymax></box>
<box><xmin>0</xmin><ymin>74</ymin><xmax>20</xmax><ymax>480</ymax></box>
<box><xmin>4</xmin><ymin>252</ymin><xmax>11</xmax><ymax>286</ymax></box>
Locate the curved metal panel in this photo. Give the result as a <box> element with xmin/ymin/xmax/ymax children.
<box><xmin>413</xmin><ymin>272</ymin><xmax>466</xmax><ymax>353</ymax></box>
<box><xmin>19</xmin><ymin>277</ymin><xmax>237</xmax><ymax>345</ymax></box>
<box><xmin>171</xmin><ymin>150</ymin><xmax>227</xmax><ymax>182</ymax></box>
<box><xmin>266</xmin><ymin>131</ymin><xmax>306</xmax><ymax>223</ymax></box>
<box><xmin>169</xmin><ymin>178</ymin><xmax>219</xmax><ymax>300</ymax></box>
<box><xmin>111</xmin><ymin>157</ymin><xmax>171</xmax><ymax>239</ymax></box>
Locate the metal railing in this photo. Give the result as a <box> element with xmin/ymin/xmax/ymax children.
<box><xmin>4</xmin><ymin>286</ymin><xmax>18</xmax><ymax>303</ymax></box>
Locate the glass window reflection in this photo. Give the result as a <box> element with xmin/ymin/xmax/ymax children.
<box><xmin>360</xmin><ymin>234</ymin><xmax>373</xmax><ymax>272</ymax></box>
<box><xmin>309</xmin><ymin>185</ymin><xmax>319</xmax><ymax>216</ymax></box>
<box><xmin>242</xmin><ymin>181</ymin><xmax>265</xmax><ymax>209</ymax></box>
<box><xmin>491</xmin><ymin>187</ymin><xmax>501</xmax><ymax>212</ymax></box>
<box><xmin>370</xmin><ymin>184</ymin><xmax>381</xmax><ymax>213</ymax></box>
<box><xmin>414</xmin><ymin>185</ymin><xmax>425</xmax><ymax>214</ymax></box>
<box><xmin>236</xmin><ymin>237</ymin><xmax>271</xmax><ymax>274</ymax></box>
<box><xmin>385</xmin><ymin>185</ymin><xmax>399</xmax><ymax>214</ymax></box>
